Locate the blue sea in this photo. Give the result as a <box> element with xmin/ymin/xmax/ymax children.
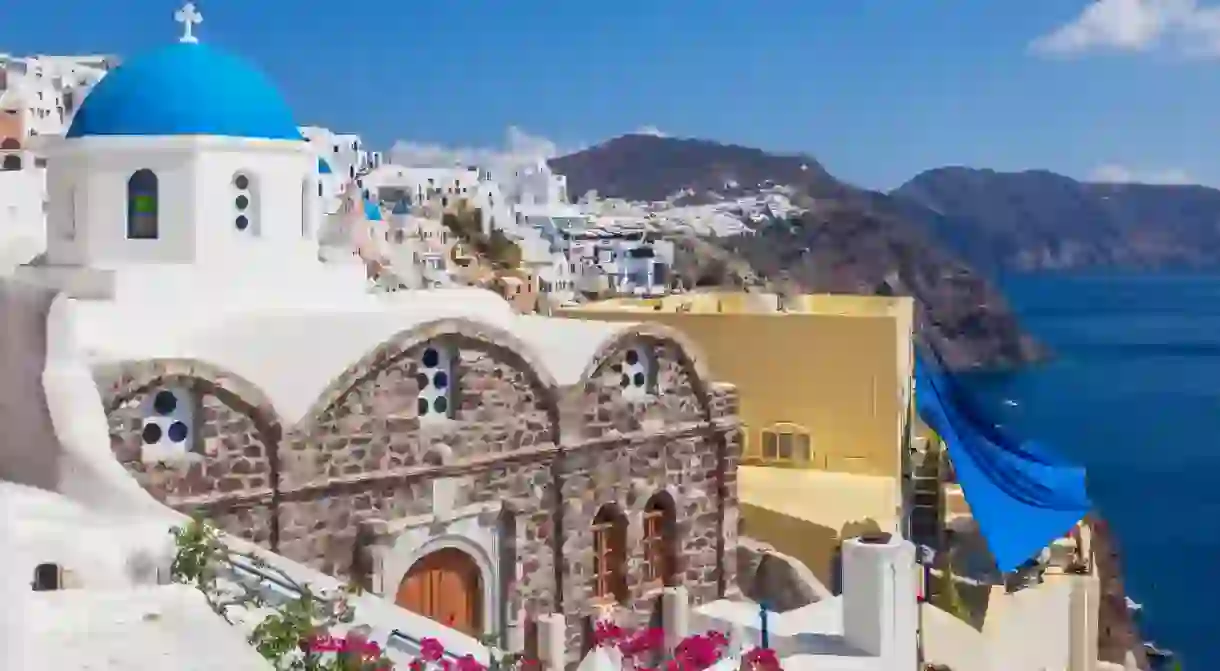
<box><xmin>960</xmin><ymin>272</ymin><xmax>1220</xmax><ymax>669</ymax></box>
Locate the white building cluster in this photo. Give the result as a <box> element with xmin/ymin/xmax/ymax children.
<box><xmin>0</xmin><ymin>41</ymin><xmax>803</xmax><ymax>307</ymax></box>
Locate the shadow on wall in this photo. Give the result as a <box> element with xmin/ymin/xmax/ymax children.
<box><xmin>0</xmin><ymin>279</ymin><xmax>61</xmax><ymax>491</ymax></box>
<box><xmin>927</xmin><ymin>570</ymin><xmax>992</xmax><ymax>631</ymax></box>
<box><xmin>739</xmin><ymin>503</ymin><xmax>883</xmax><ymax>591</ymax></box>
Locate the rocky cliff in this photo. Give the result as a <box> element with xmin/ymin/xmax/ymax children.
<box><xmin>893</xmin><ymin>167</ymin><xmax>1220</xmax><ymax>272</ymax></box>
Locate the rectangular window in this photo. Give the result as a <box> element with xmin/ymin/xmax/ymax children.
<box><xmin>65</xmin><ymin>187</ymin><xmax>76</xmax><ymax>239</ymax></box>
<box><xmin>777</xmin><ymin>433</ymin><xmax>794</xmax><ymax>460</ymax></box>
<box><xmin>592</xmin><ymin>523</ymin><xmax>614</xmax><ymax>599</ymax></box>
<box><xmin>795</xmin><ymin>433</ymin><xmax>811</xmax><ymax>462</ymax></box>
<box><xmin>761</xmin><ymin>431</ymin><xmax>778</xmax><ymax>459</ymax></box>
<box><xmin>642</xmin><ymin>510</ymin><xmax>666</xmax><ymax>584</ymax></box>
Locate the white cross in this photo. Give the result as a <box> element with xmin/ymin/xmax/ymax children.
<box><xmin>175</xmin><ymin>2</ymin><xmax>203</xmax><ymax>44</ymax></box>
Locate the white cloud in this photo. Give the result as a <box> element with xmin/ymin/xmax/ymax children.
<box><xmin>1030</xmin><ymin>0</ymin><xmax>1220</xmax><ymax>57</ymax></box>
<box><xmin>389</xmin><ymin>126</ymin><xmax>581</xmax><ymax>168</ymax></box>
<box><xmin>633</xmin><ymin>126</ymin><xmax>668</xmax><ymax>137</ymax></box>
<box><xmin>1088</xmin><ymin>163</ymin><xmax>1199</xmax><ymax>184</ymax></box>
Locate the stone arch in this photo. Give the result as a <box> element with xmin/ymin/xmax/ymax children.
<box><xmin>94</xmin><ymin>358</ymin><xmax>283</xmax><ymax>440</ymax></box>
<box><xmin>297</xmin><ymin>317</ymin><xmax>562</xmax><ymax>444</ymax></box>
<box><xmin>389</xmin><ymin>533</ymin><xmax>498</xmax><ymax>637</ymax></box>
<box><xmin>581</xmin><ymin>322</ymin><xmax>714</xmax><ymax>419</ymax></box>
<box><xmin>93</xmin><ymin>358</ymin><xmax>284</xmax><ymax>549</ymax></box>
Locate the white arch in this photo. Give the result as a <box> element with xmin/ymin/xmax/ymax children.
<box><xmin>385</xmin><ymin>530</ymin><xmax>499</xmax><ymax>638</ymax></box>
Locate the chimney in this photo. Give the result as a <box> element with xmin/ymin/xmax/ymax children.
<box><xmin>841</xmin><ymin>533</ymin><xmax>918</xmax><ymax>668</ymax></box>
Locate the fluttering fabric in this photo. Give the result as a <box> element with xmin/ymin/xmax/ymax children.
<box><xmin>914</xmin><ymin>349</ymin><xmax>1092</xmax><ymax>573</ymax></box>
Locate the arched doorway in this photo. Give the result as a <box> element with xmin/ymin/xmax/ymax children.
<box><xmin>396</xmin><ymin>547</ymin><xmax>483</xmax><ymax>636</ymax></box>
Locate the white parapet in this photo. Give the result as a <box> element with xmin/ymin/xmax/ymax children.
<box><xmin>841</xmin><ymin>533</ymin><xmax>918</xmax><ymax>669</ymax></box>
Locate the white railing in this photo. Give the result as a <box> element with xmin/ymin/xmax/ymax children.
<box><xmin>219</xmin><ymin>554</ymin><xmax>473</xmax><ymax>666</ymax></box>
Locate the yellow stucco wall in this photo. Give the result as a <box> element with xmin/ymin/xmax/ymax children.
<box><xmin>737</xmin><ymin>466</ymin><xmax>900</xmax><ymax>583</ymax></box>
<box><xmin>558</xmin><ymin>292</ymin><xmax>915</xmax><ymax>478</ymax></box>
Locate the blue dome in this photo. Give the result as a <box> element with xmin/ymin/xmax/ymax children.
<box><xmin>318</xmin><ymin>157</ymin><xmax>332</xmax><ymax>174</ymax></box>
<box><xmin>364</xmin><ymin>199</ymin><xmax>383</xmax><ymax>221</ymax></box>
<box><xmin>66</xmin><ymin>42</ymin><xmax>300</xmax><ymax>140</ymax></box>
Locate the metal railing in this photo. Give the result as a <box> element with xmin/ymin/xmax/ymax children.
<box><xmin>220</xmin><ymin>555</ymin><xmax>471</xmax><ymax>663</ymax></box>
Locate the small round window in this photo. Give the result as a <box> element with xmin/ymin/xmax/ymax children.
<box><xmin>233</xmin><ymin>174</ymin><xmax>249</xmax><ymax>190</ymax></box>
<box><xmin>235</xmin><ymin>195</ymin><xmax>249</xmax><ymax>210</ymax></box>
<box><xmin>236</xmin><ymin>215</ymin><xmax>250</xmax><ymax>231</ymax></box>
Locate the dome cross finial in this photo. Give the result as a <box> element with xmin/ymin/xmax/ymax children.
<box><xmin>174</xmin><ymin>2</ymin><xmax>203</xmax><ymax>44</ymax></box>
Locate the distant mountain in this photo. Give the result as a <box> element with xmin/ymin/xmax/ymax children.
<box><xmin>550</xmin><ymin>134</ymin><xmax>847</xmax><ymax>203</ymax></box>
<box><xmin>550</xmin><ymin>135</ymin><xmax>1045</xmax><ymax>370</ymax></box>
<box><xmin>892</xmin><ymin>167</ymin><xmax>1220</xmax><ymax>271</ymax></box>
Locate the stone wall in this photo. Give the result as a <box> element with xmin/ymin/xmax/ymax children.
<box><xmin>277</xmin><ymin>331</ymin><xmax>559</xmax><ymax>581</ymax></box>
<box><xmin>553</xmin><ymin>338</ymin><xmax>739</xmax><ymax>660</ymax></box>
<box><xmin>95</xmin><ymin>359</ymin><xmax>279</xmax><ymax>549</ymax></box>
<box><xmin>94</xmin><ymin>324</ymin><xmax>740</xmax><ymax>664</ymax></box>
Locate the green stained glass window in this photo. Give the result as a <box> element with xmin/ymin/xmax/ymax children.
<box><xmin>132</xmin><ymin>195</ymin><xmax>155</xmax><ymax>214</ymax></box>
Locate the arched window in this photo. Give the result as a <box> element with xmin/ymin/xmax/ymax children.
<box><xmin>1</xmin><ymin>155</ymin><xmax>21</xmax><ymax>171</ymax></box>
<box><xmin>126</xmin><ymin>169</ymin><xmax>159</xmax><ymax>239</ymax></box>
<box><xmin>591</xmin><ymin>504</ymin><xmax>627</xmax><ymax>602</ymax></box>
<box><xmin>0</xmin><ymin>137</ymin><xmax>20</xmax><ymax>150</ymax></box>
<box><xmin>140</xmin><ymin>387</ymin><xmax>196</xmax><ymax>458</ymax></box>
<box><xmin>642</xmin><ymin>492</ymin><xmax>678</xmax><ymax>586</ymax></box>
<box><xmin>301</xmin><ymin>178</ymin><xmax>312</xmax><ymax>238</ymax></box>
<box><xmin>232</xmin><ymin>172</ymin><xmax>259</xmax><ymax>235</ymax></box>
<box><xmin>618</xmin><ymin>344</ymin><xmax>656</xmax><ymax>400</ymax></box>
<box><xmin>757</xmin><ymin>423</ymin><xmax>813</xmax><ymax>466</ymax></box>
<box><xmin>416</xmin><ymin>343</ymin><xmax>454</xmax><ymax>423</ymax></box>
<box><xmin>32</xmin><ymin>563</ymin><xmax>62</xmax><ymax>591</ymax></box>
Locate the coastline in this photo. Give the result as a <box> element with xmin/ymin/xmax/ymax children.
<box><xmin>1089</xmin><ymin>514</ymin><xmax>1153</xmax><ymax>670</ymax></box>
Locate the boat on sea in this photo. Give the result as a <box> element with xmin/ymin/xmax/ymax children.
<box><xmin>1143</xmin><ymin>641</ymin><xmax>1174</xmax><ymax>663</ymax></box>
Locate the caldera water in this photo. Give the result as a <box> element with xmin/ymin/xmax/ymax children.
<box><xmin>960</xmin><ymin>272</ymin><xmax>1220</xmax><ymax>669</ymax></box>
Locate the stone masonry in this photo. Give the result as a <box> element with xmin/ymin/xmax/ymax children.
<box><xmin>94</xmin><ymin>319</ymin><xmax>741</xmax><ymax>665</ymax></box>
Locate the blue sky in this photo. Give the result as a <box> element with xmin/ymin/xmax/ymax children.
<box><xmin>3</xmin><ymin>0</ymin><xmax>1218</xmax><ymax>190</ymax></box>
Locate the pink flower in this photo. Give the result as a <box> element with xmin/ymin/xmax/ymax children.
<box><xmin>674</xmin><ymin>633</ymin><xmax>726</xmax><ymax>671</ymax></box>
<box><xmin>744</xmin><ymin>647</ymin><xmax>781</xmax><ymax>671</ymax></box>
<box><xmin>456</xmin><ymin>654</ymin><xmax>487</xmax><ymax>671</ymax></box>
<box><xmin>361</xmin><ymin>640</ymin><xmax>384</xmax><ymax>660</ymax></box>
<box><xmin>420</xmin><ymin>637</ymin><xmax>446</xmax><ymax>663</ymax></box>
<box><xmin>593</xmin><ymin>620</ymin><xmax>628</xmax><ymax>647</ymax></box>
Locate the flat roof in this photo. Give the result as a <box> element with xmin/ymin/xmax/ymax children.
<box><xmin>739</xmin><ymin>467</ymin><xmax>900</xmax><ymax>534</ymax></box>
<box><xmin>22</xmin><ymin>585</ymin><xmax>273</xmax><ymax>671</ymax></box>
<box><xmin>568</xmin><ymin>291</ymin><xmax>911</xmax><ymax>318</ymax></box>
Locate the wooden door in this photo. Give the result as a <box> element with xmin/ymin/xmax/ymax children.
<box><xmin>395</xmin><ymin>548</ymin><xmax>482</xmax><ymax>636</ymax></box>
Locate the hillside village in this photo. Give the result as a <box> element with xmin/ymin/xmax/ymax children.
<box><xmin>0</xmin><ymin>9</ymin><xmax>1147</xmax><ymax>671</ymax></box>
<box><xmin>0</xmin><ymin>50</ymin><xmax>809</xmax><ymax>309</ymax></box>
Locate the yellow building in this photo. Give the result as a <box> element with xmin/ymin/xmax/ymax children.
<box><xmin>557</xmin><ymin>290</ymin><xmax>916</xmax><ymax>584</ymax></box>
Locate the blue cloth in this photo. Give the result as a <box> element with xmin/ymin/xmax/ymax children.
<box><xmin>914</xmin><ymin>353</ymin><xmax>1091</xmax><ymax>572</ymax></box>
<box><xmin>66</xmin><ymin>42</ymin><xmax>300</xmax><ymax>140</ymax></box>
<box><xmin>364</xmin><ymin>199</ymin><xmax>383</xmax><ymax>221</ymax></box>
<box><xmin>318</xmin><ymin>158</ymin><xmax>332</xmax><ymax>174</ymax></box>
